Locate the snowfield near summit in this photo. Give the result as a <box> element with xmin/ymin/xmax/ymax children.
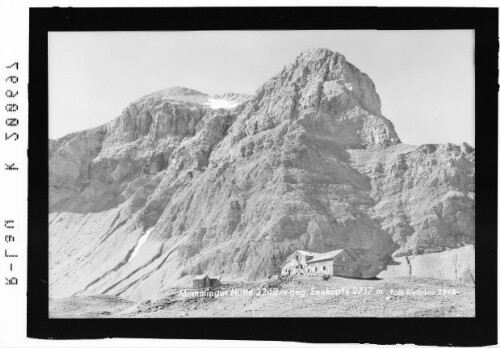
<box><xmin>203</xmin><ymin>98</ymin><xmax>241</xmax><ymax>109</ymax></box>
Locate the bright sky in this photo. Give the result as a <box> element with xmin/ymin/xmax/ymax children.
<box><xmin>49</xmin><ymin>30</ymin><xmax>474</xmax><ymax>146</ymax></box>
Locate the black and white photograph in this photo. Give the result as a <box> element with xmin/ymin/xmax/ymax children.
<box><xmin>7</xmin><ymin>5</ymin><xmax>494</xmax><ymax>347</ymax></box>
<box><xmin>47</xmin><ymin>30</ymin><xmax>477</xmax><ymax>319</ymax></box>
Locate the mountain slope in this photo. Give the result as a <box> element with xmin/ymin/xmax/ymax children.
<box><xmin>49</xmin><ymin>48</ymin><xmax>475</xmax><ymax>302</ymax></box>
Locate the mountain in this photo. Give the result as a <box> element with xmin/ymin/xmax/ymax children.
<box><xmin>49</xmin><ymin>48</ymin><xmax>475</xmax><ymax>302</ymax></box>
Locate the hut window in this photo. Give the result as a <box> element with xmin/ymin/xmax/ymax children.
<box><xmin>315</xmin><ymin>267</ymin><xmax>318</xmax><ymax>272</ymax></box>
<box><xmin>323</xmin><ymin>266</ymin><xmax>326</xmax><ymax>271</ymax></box>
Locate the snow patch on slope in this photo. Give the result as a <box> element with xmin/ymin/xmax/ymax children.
<box><xmin>129</xmin><ymin>227</ymin><xmax>154</xmax><ymax>262</ymax></box>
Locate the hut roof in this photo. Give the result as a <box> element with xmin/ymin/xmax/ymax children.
<box><xmin>193</xmin><ymin>274</ymin><xmax>208</xmax><ymax>280</ymax></box>
<box><xmin>281</xmin><ymin>250</ymin><xmax>318</xmax><ymax>267</ymax></box>
<box><xmin>307</xmin><ymin>249</ymin><xmax>346</xmax><ymax>264</ymax></box>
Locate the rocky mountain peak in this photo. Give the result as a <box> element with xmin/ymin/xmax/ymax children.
<box><xmin>166</xmin><ymin>86</ymin><xmax>204</xmax><ymax>94</ymax></box>
<box><xmin>49</xmin><ymin>49</ymin><xmax>473</xmax><ymax>301</ymax></box>
<box><xmin>264</xmin><ymin>47</ymin><xmax>382</xmax><ymax>116</ymax></box>
<box><xmin>293</xmin><ymin>47</ymin><xmax>346</xmax><ymax>67</ymax></box>
<box><xmin>135</xmin><ymin>86</ymin><xmax>209</xmax><ymax>105</ymax></box>
<box><xmin>230</xmin><ymin>48</ymin><xmax>399</xmax><ymax>148</ymax></box>
<box><xmin>159</xmin><ymin>86</ymin><xmax>207</xmax><ymax>96</ymax></box>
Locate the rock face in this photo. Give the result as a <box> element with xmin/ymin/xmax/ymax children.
<box><xmin>49</xmin><ymin>48</ymin><xmax>475</xmax><ymax>301</ymax></box>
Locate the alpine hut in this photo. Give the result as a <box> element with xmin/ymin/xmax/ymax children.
<box><xmin>306</xmin><ymin>249</ymin><xmax>361</xmax><ymax>277</ymax></box>
<box><xmin>280</xmin><ymin>250</ymin><xmax>317</xmax><ymax>276</ymax></box>
<box><xmin>280</xmin><ymin>249</ymin><xmax>362</xmax><ymax>278</ymax></box>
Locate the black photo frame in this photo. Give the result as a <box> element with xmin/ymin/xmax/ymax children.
<box><xmin>28</xmin><ymin>7</ymin><xmax>498</xmax><ymax>345</ymax></box>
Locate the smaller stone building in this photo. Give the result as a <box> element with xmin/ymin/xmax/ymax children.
<box><xmin>192</xmin><ymin>274</ymin><xmax>222</xmax><ymax>288</ymax></box>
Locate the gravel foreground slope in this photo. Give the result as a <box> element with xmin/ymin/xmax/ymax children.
<box><xmin>50</xmin><ymin>275</ymin><xmax>474</xmax><ymax>318</ymax></box>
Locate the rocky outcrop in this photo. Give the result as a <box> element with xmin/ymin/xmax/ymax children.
<box><xmin>348</xmin><ymin>142</ymin><xmax>475</xmax><ymax>257</ymax></box>
<box><xmin>213</xmin><ymin>92</ymin><xmax>253</xmax><ymax>105</ymax></box>
<box><xmin>49</xmin><ymin>48</ymin><xmax>474</xmax><ymax>301</ymax></box>
<box><xmin>378</xmin><ymin>245</ymin><xmax>475</xmax><ymax>282</ymax></box>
